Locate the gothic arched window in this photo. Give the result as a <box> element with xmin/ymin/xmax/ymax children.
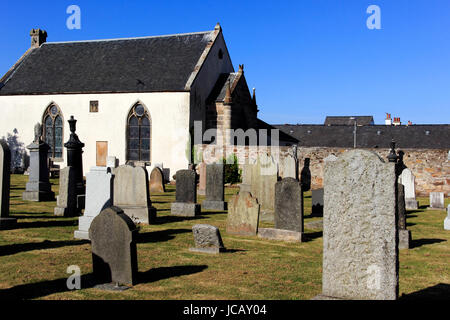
<box><xmin>127</xmin><ymin>103</ymin><xmax>151</xmax><ymax>163</ymax></box>
<box><xmin>42</xmin><ymin>104</ymin><xmax>64</xmax><ymax>160</ymax></box>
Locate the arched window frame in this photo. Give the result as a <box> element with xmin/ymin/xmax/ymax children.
<box><xmin>42</xmin><ymin>103</ymin><xmax>64</xmax><ymax>162</ymax></box>
<box><xmin>126</xmin><ymin>102</ymin><xmax>152</xmax><ymax>166</ymax></box>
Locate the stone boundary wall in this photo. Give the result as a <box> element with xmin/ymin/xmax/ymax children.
<box><xmin>194</xmin><ymin>144</ymin><xmax>449</xmax><ymax>196</ymax></box>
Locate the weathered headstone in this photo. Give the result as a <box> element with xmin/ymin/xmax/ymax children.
<box><xmin>54</xmin><ymin>166</ymin><xmax>80</xmax><ymax>217</ymax></box>
<box><xmin>22</xmin><ymin>123</ymin><xmax>55</xmax><ymax>201</ymax></box>
<box><xmin>429</xmin><ymin>192</ymin><xmax>444</xmax><ymax>209</ymax></box>
<box><xmin>397</xmin><ymin>184</ymin><xmax>411</xmax><ymax>249</ymax></box>
<box><xmin>90</xmin><ymin>206</ymin><xmax>138</xmax><ymax>287</ymax></box>
<box><xmin>149</xmin><ymin>167</ymin><xmax>165</xmax><ymax>194</ymax></box>
<box><xmin>113</xmin><ymin>165</ymin><xmax>156</xmax><ymax>224</ymax></box>
<box><xmin>189</xmin><ymin>224</ymin><xmax>225</xmax><ymax>254</ymax></box>
<box><xmin>251</xmin><ymin>153</ymin><xmax>278</xmax><ymax>222</ymax></box>
<box><xmin>0</xmin><ymin>140</ymin><xmax>17</xmax><ymax>229</ymax></box>
<box><xmin>239</xmin><ymin>163</ymin><xmax>253</xmax><ymax>193</ymax></box>
<box><xmin>171</xmin><ymin>169</ymin><xmax>200</xmax><ymax>217</ymax></box>
<box><xmin>197</xmin><ymin>162</ymin><xmax>206</xmax><ymax>196</ymax></box>
<box><xmin>106</xmin><ymin>156</ymin><xmax>118</xmax><ymax>169</ymax></box>
<box><xmin>281</xmin><ymin>155</ymin><xmax>297</xmax><ymax>179</ymax></box>
<box><xmin>202</xmin><ymin>163</ymin><xmax>226</xmax><ymax>210</ymax></box>
<box><xmin>444</xmin><ymin>205</ymin><xmax>450</xmax><ymax>231</ymax></box>
<box><xmin>311</xmin><ymin>188</ymin><xmax>324</xmax><ymax>216</ymax></box>
<box><xmin>399</xmin><ymin>168</ymin><xmax>418</xmax><ymax>210</ymax></box>
<box><xmin>74</xmin><ymin>166</ymin><xmax>114</xmax><ymax>239</ymax></box>
<box><xmin>315</xmin><ymin>150</ymin><xmax>398</xmax><ymax>300</ymax></box>
<box><xmin>226</xmin><ymin>191</ymin><xmax>260</xmax><ymax>236</ymax></box>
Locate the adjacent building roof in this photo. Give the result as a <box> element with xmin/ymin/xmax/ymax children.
<box><xmin>324</xmin><ymin>116</ymin><xmax>374</xmax><ymax>126</ymax></box>
<box><xmin>0</xmin><ymin>30</ymin><xmax>216</xmax><ymax>95</ymax></box>
<box><xmin>274</xmin><ymin>124</ymin><xmax>450</xmax><ymax>149</ymax></box>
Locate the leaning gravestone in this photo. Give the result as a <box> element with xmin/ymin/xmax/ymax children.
<box><xmin>0</xmin><ymin>140</ymin><xmax>17</xmax><ymax>229</ymax></box>
<box><xmin>226</xmin><ymin>191</ymin><xmax>260</xmax><ymax>236</ymax></box>
<box><xmin>189</xmin><ymin>224</ymin><xmax>225</xmax><ymax>254</ymax></box>
<box><xmin>399</xmin><ymin>168</ymin><xmax>418</xmax><ymax>210</ymax></box>
<box><xmin>74</xmin><ymin>166</ymin><xmax>114</xmax><ymax>239</ymax></box>
<box><xmin>22</xmin><ymin>123</ymin><xmax>55</xmax><ymax>201</ymax></box>
<box><xmin>171</xmin><ymin>169</ymin><xmax>200</xmax><ymax>217</ymax></box>
<box><xmin>54</xmin><ymin>166</ymin><xmax>79</xmax><ymax>217</ymax></box>
<box><xmin>202</xmin><ymin>163</ymin><xmax>226</xmax><ymax>210</ymax></box>
<box><xmin>113</xmin><ymin>165</ymin><xmax>156</xmax><ymax>224</ymax></box>
<box><xmin>90</xmin><ymin>206</ymin><xmax>138</xmax><ymax>287</ymax></box>
<box><xmin>251</xmin><ymin>153</ymin><xmax>278</xmax><ymax>222</ymax></box>
<box><xmin>429</xmin><ymin>192</ymin><xmax>445</xmax><ymax>209</ymax></box>
<box><xmin>311</xmin><ymin>188</ymin><xmax>324</xmax><ymax>216</ymax></box>
<box><xmin>314</xmin><ymin>150</ymin><xmax>398</xmax><ymax>300</ymax></box>
<box><xmin>397</xmin><ymin>183</ymin><xmax>411</xmax><ymax>249</ymax></box>
<box><xmin>444</xmin><ymin>205</ymin><xmax>450</xmax><ymax>231</ymax></box>
<box><xmin>149</xmin><ymin>167</ymin><xmax>165</xmax><ymax>194</ymax></box>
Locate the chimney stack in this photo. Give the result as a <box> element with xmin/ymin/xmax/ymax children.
<box><xmin>385</xmin><ymin>113</ymin><xmax>392</xmax><ymax>126</ymax></box>
<box><xmin>30</xmin><ymin>29</ymin><xmax>47</xmax><ymax>48</ymax></box>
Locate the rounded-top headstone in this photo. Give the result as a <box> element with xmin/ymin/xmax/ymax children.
<box><xmin>149</xmin><ymin>167</ymin><xmax>165</xmax><ymax>193</ymax></box>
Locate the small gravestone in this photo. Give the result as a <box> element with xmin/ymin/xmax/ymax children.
<box><xmin>171</xmin><ymin>169</ymin><xmax>200</xmax><ymax>217</ymax></box>
<box><xmin>202</xmin><ymin>163</ymin><xmax>226</xmax><ymax>210</ymax></box>
<box><xmin>22</xmin><ymin>123</ymin><xmax>55</xmax><ymax>201</ymax></box>
<box><xmin>429</xmin><ymin>192</ymin><xmax>445</xmax><ymax>209</ymax></box>
<box><xmin>314</xmin><ymin>150</ymin><xmax>398</xmax><ymax>300</ymax></box>
<box><xmin>113</xmin><ymin>165</ymin><xmax>156</xmax><ymax>224</ymax></box>
<box><xmin>239</xmin><ymin>163</ymin><xmax>253</xmax><ymax>193</ymax></box>
<box><xmin>251</xmin><ymin>153</ymin><xmax>278</xmax><ymax>222</ymax></box>
<box><xmin>197</xmin><ymin>162</ymin><xmax>206</xmax><ymax>196</ymax></box>
<box><xmin>0</xmin><ymin>140</ymin><xmax>17</xmax><ymax>229</ymax></box>
<box><xmin>54</xmin><ymin>166</ymin><xmax>80</xmax><ymax>217</ymax></box>
<box><xmin>149</xmin><ymin>167</ymin><xmax>165</xmax><ymax>194</ymax></box>
<box><xmin>189</xmin><ymin>224</ymin><xmax>225</xmax><ymax>254</ymax></box>
<box><xmin>444</xmin><ymin>205</ymin><xmax>450</xmax><ymax>231</ymax></box>
<box><xmin>281</xmin><ymin>155</ymin><xmax>297</xmax><ymax>179</ymax></box>
<box><xmin>74</xmin><ymin>166</ymin><xmax>114</xmax><ymax>239</ymax></box>
<box><xmin>397</xmin><ymin>184</ymin><xmax>411</xmax><ymax>249</ymax></box>
<box><xmin>107</xmin><ymin>156</ymin><xmax>118</xmax><ymax>169</ymax></box>
<box><xmin>90</xmin><ymin>206</ymin><xmax>138</xmax><ymax>287</ymax></box>
<box><xmin>311</xmin><ymin>188</ymin><xmax>324</xmax><ymax>216</ymax></box>
<box><xmin>226</xmin><ymin>191</ymin><xmax>260</xmax><ymax>236</ymax></box>
<box><xmin>399</xmin><ymin>168</ymin><xmax>418</xmax><ymax>210</ymax></box>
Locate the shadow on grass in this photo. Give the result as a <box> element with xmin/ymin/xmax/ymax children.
<box><xmin>200</xmin><ymin>211</ymin><xmax>227</xmax><ymax>216</ymax></box>
<box><xmin>400</xmin><ymin>283</ymin><xmax>450</xmax><ymax>300</ymax></box>
<box><xmin>0</xmin><ymin>239</ymin><xmax>89</xmax><ymax>257</ymax></box>
<box><xmin>153</xmin><ymin>215</ymin><xmax>205</xmax><ymax>225</ymax></box>
<box><xmin>406</xmin><ymin>223</ymin><xmax>416</xmax><ymax>227</ymax></box>
<box><xmin>138</xmin><ymin>265</ymin><xmax>208</xmax><ymax>284</ymax></box>
<box><xmin>13</xmin><ymin>220</ymin><xmax>78</xmax><ymax>229</ymax></box>
<box><xmin>304</xmin><ymin>231</ymin><xmax>323</xmax><ymax>242</ymax></box>
<box><xmin>137</xmin><ymin>229</ymin><xmax>191</xmax><ymax>243</ymax></box>
<box><xmin>411</xmin><ymin>238</ymin><xmax>446</xmax><ymax>249</ymax></box>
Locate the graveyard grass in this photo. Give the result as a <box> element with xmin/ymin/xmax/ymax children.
<box><xmin>0</xmin><ymin>174</ymin><xmax>449</xmax><ymax>300</ymax></box>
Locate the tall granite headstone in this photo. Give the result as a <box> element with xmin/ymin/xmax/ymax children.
<box><xmin>189</xmin><ymin>224</ymin><xmax>225</xmax><ymax>254</ymax></box>
<box><xmin>399</xmin><ymin>168</ymin><xmax>418</xmax><ymax>210</ymax></box>
<box><xmin>202</xmin><ymin>163</ymin><xmax>226</xmax><ymax>210</ymax></box>
<box><xmin>251</xmin><ymin>153</ymin><xmax>278</xmax><ymax>222</ymax></box>
<box><xmin>300</xmin><ymin>158</ymin><xmax>311</xmax><ymax>192</ymax></box>
<box><xmin>171</xmin><ymin>169</ymin><xmax>200</xmax><ymax>217</ymax></box>
<box><xmin>311</xmin><ymin>188</ymin><xmax>324</xmax><ymax>216</ymax></box>
<box><xmin>149</xmin><ymin>167</ymin><xmax>165</xmax><ymax>194</ymax></box>
<box><xmin>315</xmin><ymin>150</ymin><xmax>398</xmax><ymax>300</ymax></box>
<box><xmin>54</xmin><ymin>166</ymin><xmax>79</xmax><ymax>216</ymax></box>
<box><xmin>429</xmin><ymin>192</ymin><xmax>445</xmax><ymax>209</ymax></box>
<box><xmin>226</xmin><ymin>191</ymin><xmax>260</xmax><ymax>236</ymax></box>
<box><xmin>113</xmin><ymin>165</ymin><xmax>156</xmax><ymax>224</ymax></box>
<box><xmin>90</xmin><ymin>206</ymin><xmax>138</xmax><ymax>286</ymax></box>
<box><xmin>65</xmin><ymin>116</ymin><xmax>85</xmax><ymax>197</ymax></box>
<box><xmin>74</xmin><ymin>166</ymin><xmax>114</xmax><ymax>239</ymax></box>
<box><xmin>0</xmin><ymin>140</ymin><xmax>17</xmax><ymax>228</ymax></box>
<box><xmin>22</xmin><ymin>123</ymin><xmax>55</xmax><ymax>201</ymax></box>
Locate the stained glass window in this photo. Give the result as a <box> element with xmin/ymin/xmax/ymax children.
<box><xmin>43</xmin><ymin>104</ymin><xmax>64</xmax><ymax>160</ymax></box>
<box><xmin>127</xmin><ymin>104</ymin><xmax>151</xmax><ymax>162</ymax></box>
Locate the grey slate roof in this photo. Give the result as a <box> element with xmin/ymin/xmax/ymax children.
<box><xmin>274</xmin><ymin>124</ymin><xmax>450</xmax><ymax>149</ymax></box>
<box><xmin>0</xmin><ymin>31</ymin><xmax>214</xmax><ymax>95</ymax></box>
<box><xmin>324</xmin><ymin>116</ymin><xmax>374</xmax><ymax>126</ymax></box>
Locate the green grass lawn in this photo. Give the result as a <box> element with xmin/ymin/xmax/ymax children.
<box><xmin>0</xmin><ymin>174</ymin><xmax>449</xmax><ymax>300</ymax></box>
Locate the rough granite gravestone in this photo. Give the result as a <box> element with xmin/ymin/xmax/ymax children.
<box><xmin>0</xmin><ymin>140</ymin><xmax>17</xmax><ymax>229</ymax></box>
<box><xmin>226</xmin><ymin>191</ymin><xmax>260</xmax><ymax>236</ymax></box>
<box><xmin>197</xmin><ymin>162</ymin><xmax>206</xmax><ymax>196</ymax></box>
<box><xmin>397</xmin><ymin>183</ymin><xmax>411</xmax><ymax>249</ymax></box>
<box><xmin>251</xmin><ymin>153</ymin><xmax>278</xmax><ymax>222</ymax></box>
<box><xmin>90</xmin><ymin>206</ymin><xmax>138</xmax><ymax>287</ymax></box>
<box><xmin>64</xmin><ymin>116</ymin><xmax>85</xmax><ymax>197</ymax></box>
<box><xmin>22</xmin><ymin>123</ymin><xmax>55</xmax><ymax>201</ymax></box>
<box><xmin>202</xmin><ymin>163</ymin><xmax>226</xmax><ymax>210</ymax></box>
<box><xmin>149</xmin><ymin>167</ymin><xmax>165</xmax><ymax>194</ymax></box>
<box><xmin>54</xmin><ymin>166</ymin><xmax>80</xmax><ymax>217</ymax></box>
<box><xmin>113</xmin><ymin>165</ymin><xmax>156</xmax><ymax>224</ymax></box>
<box><xmin>444</xmin><ymin>205</ymin><xmax>450</xmax><ymax>230</ymax></box>
<box><xmin>74</xmin><ymin>166</ymin><xmax>114</xmax><ymax>239</ymax></box>
<box><xmin>281</xmin><ymin>155</ymin><xmax>297</xmax><ymax>179</ymax></box>
<box><xmin>239</xmin><ymin>163</ymin><xmax>253</xmax><ymax>193</ymax></box>
<box><xmin>399</xmin><ymin>168</ymin><xmax>418</xmax><ymax>210</ymax></box>
<box><xmin>189</xmin><ymin>224</ymin><xmax>225</xmax><ymax>254</ymax></box>
<box><xmin>429</xmin><ymin>192</ymin><xmax>445</xmax><ymax>209</ymax></box>
<box><xmin>315</xmin><ymin>150</ymin><xmax>398</xmax><ymax>300</ymax></box>
<box><xmin>311</xmin><ymin>188</ymin><xmax>324</xmax><ymax>216</ymax></box>
<box><xmin>171</xmin><ymin>169</ymin><xmax>200</xmax><ymax>217</ymax></box>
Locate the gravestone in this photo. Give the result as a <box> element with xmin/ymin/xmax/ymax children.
<box><xmin>397</xmin><ymin>184</ymin><xmax>411</xmax><ymax>249</ymax></box>
<box><xmin>429</xmin><ymin>192</ymin><xmax>444</xmax><ymax>209</ymax></box>
<box><xmin>171</xmin><ymin>169</ymin><xmax>200</xmax><ymax>217</ymax></box>
<box><xmin>444</xmin><ymin>205</ymin><xmax>450</xmax><ymax>231</ymax></box>
<box><xmin>202</xmin><ymin>163</ymin><xmax>226</xmax><ymax>210</ymax></box>
<box><xmin>311</xmin><ymin>188</ymin><xmax>324</xmax><ymax>216</ymax></box>
<box><xmin>239</xmin><ymin>163</ymin><xmax>253</xmax><ymax>193</ymax></box>
<box><xmin>0</xmin><ymin>140</ymin><xmax>17</xmax><ymax>229</ymax></box>
<box><xmin>107</xmin><ymin>156</ymin><xmax>118</xmax><ymax>169</ymax></box>
<box><xmin>189</xmin><ymin>224</ymin><xmax>225</xmax><ymax>254</ymax></box>
<box><xmin>281</xmin><ymin>155</ymin><xmax>297</xmax><ymax>179</ymax></box>
<box><xmin>315</xmin><ymin>150</ymin><xmax>398</xmax><ymax>300</ymax></box>
<box><xmin>90</xmin><ymin>206</ymin><xmax>138</xmax><ymax>287</ymax></box>
<box><xmin>251</xmin><ymin>153</ymin><xmax>278</xmax><ymax>222</ymax></box>
<box><xmin>54</xmin><ymin>166</ymin><xmax>80</xmax><ymax>217</ymax></box>
<box><xmin>149</xmin><ymin>167</ymin><xmax>165</xmax><ymax>194</ymax></box>
<box><xmin>226</xmin><ymin>191</ymin><xmax>260</xmax><ymax>236</ymax></box>
<box><xmin>300</xmin><ymin>158</ymin><xmax>311</xmax><ymax>192</ymax></box>
<box><xmin>22</xmin><ymin>123</ymin><xmax>55</xmax><ymax>201</ymax></box>
<box><xmin>399</xmin><ymin>168</ymin><xmax>418</xmax><ymax>210</ymax></box>
<box><xmin>74</xmin><ymin>166</ymin><xmax>114</xmax><ymax>239</ymax></box>
<box><xmin>113</xmin><ymin>165</ymin><xmax>156</xmax><ymax>224</ymax></box>
<box><xmin>65</xmin><ymin>116</ymin><xmax>85</xmax><ymax>197</ymax></box>
<box><xmin>197</xmin><ymin>162</ymin><xmax>206</xmax><ymax>196</ymax></box>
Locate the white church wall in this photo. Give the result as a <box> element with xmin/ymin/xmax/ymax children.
<box><xmin>0</xmin><ymin>92</ymin><xmax>191</xmax><ymax>178</ymax></box>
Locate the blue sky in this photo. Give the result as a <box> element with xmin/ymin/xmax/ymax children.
<box><xmin>1</xmin><ymin>0</ymin><xmax>449</xmax><ymax>124</ymax></box>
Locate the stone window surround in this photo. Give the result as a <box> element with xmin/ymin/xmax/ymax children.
<box><xmin>42</xmin><ymin>102</ymin><xmax>64</xmax><ymax>163</ymax></box>
<box><xmin>125</xmin><ymin>101</ymin><xmax>152</xmax><ymax>167</ymax></box>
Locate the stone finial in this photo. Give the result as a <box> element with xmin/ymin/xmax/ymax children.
<box><xmin>34</xmin><ymin>123</ymin><xmax>42</xmax><ymax>143</ymax></box>
<box><xmin>215</xmin><ymin>22</ymin><xmax>221</xmax><ymax>31</ymax></box>
<box><xmin>387</xmin><ymin>139</ymin><xmax>398</xmax><ymax>163</ymax></box>
<box><xmin>238</xmin><ymin>64</ymin><xmax>244</xmax><ymax>74</ymax></box>
<box><xmin>223</xmin><ymin>80</ymin><xmax>232</xmax><ymax>104</ymax></box>
<box><xmin>30</xmin><ymin>29</ymin><xmax>47</xmax><ymax>48</ymax></box>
